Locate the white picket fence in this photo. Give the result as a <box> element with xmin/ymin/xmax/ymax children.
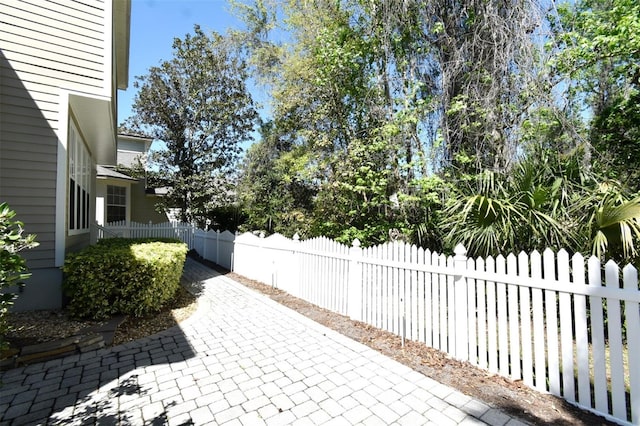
<box><xmin>192</xmin><ymin>229</ymin><xmax>236</xmax><ymax>271</ymax></box>
<box><xmin>97</xmin><ymin>223</ymin><xmax>640</xmax><ymax>425</ymax></box>
<box><xmin>98</xmin><ymin>221</ymin><xmax>197</xmax><ymax>247</ymax></box>
<box><xmin>233</xmin><ymin>232</ymin><xmax>639</xmax><ymax>426</ymax></box>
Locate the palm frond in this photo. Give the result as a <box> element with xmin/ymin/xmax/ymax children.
<box><xmin>593</xmin><ymin>196</ymin><xmax>640</xmax><ymax>259</ymax></box>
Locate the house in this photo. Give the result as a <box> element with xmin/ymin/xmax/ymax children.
<box><xmin>95</xmin><ymin>133</ymin><xmax>169</xmax><ymax>225</ymax></box>
<box><xmin>0</xmin><ymin>0</ymin><xmax>132</xmax><ymax>310</ymax></box>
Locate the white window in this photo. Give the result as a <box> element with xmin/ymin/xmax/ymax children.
<box><xmin>107</xmin><ymin>185</ymin><xmax>126</xmax><ymax>224</ymax></box>
<box><xmin>68</xmin><ymin>122</ymin><xmax>91</xmax><ymax>234</ymax></box>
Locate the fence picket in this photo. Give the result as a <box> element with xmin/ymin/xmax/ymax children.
<box><xmin>467</xmin><ymin>257</ymin><xmax>477</xmax><ymax>365</ymax></box>
<box><xmin>454</xmin><ymin>245</ymin><xmax>468</xmax><ymax>361</ymax></box>
<box><xmin>447</xmin><ymin>255</ymin><xmax>456</xmax><ymax>355</ymax></box>
<box><xmin>572</xmin><ymin>253</ymin><xmax>591</xmax><ymax>409</ymax></box>
<box><xmin>624</xmin><ymin>264</ymin><xmax>640</xmax><ymax>424</ymax></box>
<box><xmin>393</xmin><ymin>242</ymin><xmax>401</xmax><ymax>336</ymax></box>
<box><xmin>496</xmin><ymin>256</ymin><xmax>509</xmax><ymax>377</ymax></box>
<box><xmin>588</xmin><ymin>256</ymin><xmax>608</xmax><ymax>414</ymax></box>
<box><xmin>399</xmin><ymin>243</ymin><xmax>407</xmax><ymax>341</ymax></box>
<box><xmin>385</xmin><ymin>244</ymin><xmax>392</xmax><ymax>333</ymax></box>
<box><xmin>486</xmin><ymin>256</ymin><xmax>498</xmax><ymax>374</ymax></box>
<box><xmin>423</xmin><ymin>250</ymin><xmax>433</xmax><ymax>347</ymax></box>
<box><xmin>369</xmin><ymin>246</ymin><xmax>376</xmax><ymax>326</ymax></box>
<box><xmin>544</xmin><ymin>249</ymin><xmax>561</xmax><ymax>396</ymax></box>
<box><xmin>558</xmin><ymin>250</ymin><xmax>575</xmax><ymax>403</ymax></box>
<box><xmin>476</xmin><ymin>257</ymin><xmax>487</xmax><ymax>370</ymax></box>
<box><xmin>98</xmin><ymin>223</ymin><xmax>640</xmax><ymax>426</ymax></box>
<box><xmin>363</xmin><ymin>247</ymin><xmax>371</xmax><ymax>325</ymax></box>
<box><xmin>531</xmin><ymin>250</ymin><xmax>546</xmax><ymax>392</ymax></box>
<box><xmin>411</xmin><ymin>244</ymin><xmax>419</xmax><ymax>342</ymax></box>
<box><xmin>431</xmin><ymin>251</ymin><xmax>440</xmax><ymax>349</ymax></box>
<box><xmin>507</xmin><ymin>254</ymin><xmax>520</xmax><ymax>379</ymax></box>
<box><xmin>377</xmin><ymin>246</ymin><xmax>383</xmax><ymax>329</ymax></box>
<box><xmin>368</xmin><ymin>246</ymin><xmax>376</xmax><ymax>328</ymax></box>
<box><xmin>518</xmin><ymin>252</ymin><xmax>533</xmax><ymax>387</ymax></box>
<box><xmin>439</xmin><ymin>254</ymin><xmax>448</xmax><ymax>352</ymax></box>
<box><xmin>605</xmin><ymin>260</ymin><xmax>626</xmax><ymax>420</ymax></box>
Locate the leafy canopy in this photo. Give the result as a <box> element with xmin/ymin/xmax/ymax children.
<box><xmin>126</xmin><ymin>25</ymin><xmax>258</xmax><ymax>224</ymax></box>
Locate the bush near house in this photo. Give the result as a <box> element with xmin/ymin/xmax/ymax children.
<box><xmin>0</xmin><ymin>203</ymin><xmax>39</xmax><ymax>351</ymax></box>
<box><xmin>63</xmin><ymin>238</ymin><xmax>188</xmax><ymax>320</ymax></box>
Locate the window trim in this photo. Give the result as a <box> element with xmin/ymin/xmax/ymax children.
<box><xmin>68</xmin><ymin>121</ymin><xmax>91</xmax><ymax>236</ymax></box>
<box><xmin>106</xmin><ymin>184</ymin><xmax>127</xmax><ymax>224</ymax></box>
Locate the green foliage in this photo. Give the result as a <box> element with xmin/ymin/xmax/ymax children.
<box><xmin>572</xmin><ymin>184</ymin><xmax>640</xmax><ymax>263</ymax></box>
<box><xmin>231</xmin><ymin>0</ymin><xmax>640</xmax><ymax>265</ymax></box>
<box><xmin>206</xmin><ymin>204</ymin><xmax>246</xmax><ymax>233</ymax></box>
<box><xmin>237</xmin><ymin>121</ymin><xmax>315</xmax><ymax>237</ymax></box>
<box><xmin>0</xmin><ymin>203</ymin><xmax>39</xmax><ymax>350</ymax></box>
<box><xmin>591</xmin><ymin>89</ymin><xmax>640</xmax><ymax>191</ymax></box>
<box><xmin>554</xmin><ymin>0</ymin><xmax>639</xmax><ymax>84</ymax></box>
<box><xmin>62</xmin><ymin>239</ymin><xmax>188</xmax><ymax>320</ymax></box>
<box><xmin>125</xmin><ymin>25</ymin><xmax>257</xmax><ymax>224</ymax></box>
<box><xmin>234</xmin><ymin>0</ymin><xmax>551</xmax><ymax>244</ymax></box>
<box><xmin>443</xmin><ymin>147</ymin><xmax>640</xmax><ymax>262</ymax></box>
<box><xmin>552</xmin><ymin>0</ymin><xmax>640</xmax><ymax>191</ymax></box>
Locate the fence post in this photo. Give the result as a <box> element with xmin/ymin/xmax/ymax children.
<box><xmin>200</xmin><ymin>229</ymin><xmax>207</xmax><ymax>260</ymax></box>
<box><xmin>215</xmin><ymin>230</ymin><xmax>220</xmax><ymax>265</ymax></box>
<box><xmin>454</xmin><ymin>244</ymin><xmax>469</xmax><ymax>361</ymax></box>
<box><xmin>348</xmin><ymin>239</ymin><xmax>363</xmax><ymax>322</ymax></box>
<box><xmin>231</xmin><ymin>231</ymin><xmax>238</xmax><ymax>272</ymax></box>
<box><xmin>291</xmin><ymin>233</ymin><xmax>301</xmax><ymax>297</ymax></box>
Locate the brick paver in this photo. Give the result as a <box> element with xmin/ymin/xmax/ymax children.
<box><xmin>0</xmin><ymin>259</ymin><xmax>528</xmax><ymax>425</ymax></box>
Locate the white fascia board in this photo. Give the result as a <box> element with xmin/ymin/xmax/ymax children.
<box><xmin>69</xmin><ymin>92</ymin><xmax>117</xmax><ymax>165</ymax></box>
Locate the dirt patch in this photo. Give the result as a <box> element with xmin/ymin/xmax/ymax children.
<box><xmin>111</xmin><ymin>285</ymin><xmax>198</xmax><ymax>346</ymax></box>
<box><xmin>2</xmin><ymin>285</ymin><xmax>198</xmax><ymax>358</ymax></box>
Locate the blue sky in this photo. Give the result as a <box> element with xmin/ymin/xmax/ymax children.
<box><xmin>117</xmin><ymin>0</ymin><xmax>245</xmax><ymax>126</ymax></box>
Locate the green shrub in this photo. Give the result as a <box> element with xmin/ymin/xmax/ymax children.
<box><xmin>0</xmin><ymin>203</ymin><xmax>39</xmax><ymax>350</ymax></box>
<box><xmin>63</xmin><ymin>238</ymin><xmax>188</xmax><ymax>320</ymax></box>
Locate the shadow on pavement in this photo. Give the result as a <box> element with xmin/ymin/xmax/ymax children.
<box><xmin>0</xmin><ymin>258</ymin><xmax>223</xmax><ymax>425</ymax></box>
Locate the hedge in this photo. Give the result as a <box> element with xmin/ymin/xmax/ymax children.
<box><xmin>62</xmin><ymin>238</ymin><xmax>188</xmax><ymax>320</ymax></box>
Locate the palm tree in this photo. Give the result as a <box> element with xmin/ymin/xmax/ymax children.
<box><xmin>442</xmin><ymin>164</ymin><xmax>570</xmax><ymax>257</ymax></box>
<box><xmin>574</xmin><ymin>185</ymin><xmax>640</xmax><ymax>261</ymax></box>
<box><xmin>442</xmin><ymin>147</ymin><xmax>640</xmax><ymax>263</ymax></box>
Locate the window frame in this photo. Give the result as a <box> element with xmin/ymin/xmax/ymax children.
<box><xmin>68</xmin><ymin>121</ymin><xmax>91</xmax><ymax>235</ymax></box>
<box><xmin>106</xmin><ymin>184</ymin><xmax>127</xmax><ymax>224</ymax></box>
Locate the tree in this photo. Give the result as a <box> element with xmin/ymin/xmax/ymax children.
<box><xmin>237</xmin><ymin>121</ymin><xmax>315</xmax><ymax>236</ymax></box>
<box><xmin>1</xmin><ymin>203</ymin><xmax>38</xmax><ymax>350</ymax></box>
<box><xmin>235</xmin><ymin>0</ymin><xmax>551</xmax><ymax>242</ymax></box>
<box><xmin>442</xmin><ymin>146</ymin><xmax>640</xmax><ymax>262</ymax></box>
<box><xmin>552</xmin><ymin>0</ymin><xmax>640</xmax><ymax>190</ymax></box>
<box><xmin>126</xmin><ymin>25</ymin><xmax>257</xmax><ymax>224</ymax></box>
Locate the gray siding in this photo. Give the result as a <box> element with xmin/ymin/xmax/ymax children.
<box><xmin>117</xmin><ymin>139</ymin><xmax>146</xmax><ymax>153</ymax></box>
<box><xmin>0</xmin><ymin>0</ymin><xmax>108</xmax><ymax>292</ymax></box>
<box><xmin>130</xmin><ymin>182</ymin><xmax>170</xmax><ymax>224</ymax></box>
<box><xmin>116</xmin><ymin>150</ymin><xmax>144</xmax><ymax>168</ymax></box>
<box><xmin>0</xmin><ymin>0</ymin><xmax>105</xmax><ymax>90</ymax></box>
<box><xmin>8</xmin><ymin>268</ymin><xmax>63</xmax><ymax>312</ymax></box>
<box><xmin>0</xmin><ymin>62</ymin><xmax>59</xmax><ymax>269</ymax></box>
<box><xmin>116</xmin><ymin>138</ymin><xmax>148</xmax><ymax>167</ymax></box>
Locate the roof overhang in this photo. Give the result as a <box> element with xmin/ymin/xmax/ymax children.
<box><xmin>146</xmin><ymin>187</ymin><xmax>171</xmax><ymax>196</ymax></box>
<box><xmin>97</xmin><ymin>165</ymin><xmax>137</xmax><ymax>181</ymax></box>
<box><xmin>69</xmin><ymin>93</ymin><xmax>116</xmax><ymax>164</ymax></box>
<box><xmin>114</xmin><ymin>0</ymin><xmax>131</xmax><ymax>90</ymax></box>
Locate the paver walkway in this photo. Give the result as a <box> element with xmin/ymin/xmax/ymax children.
<box><xmin>0</xmin><ymin>259</ymin><xmax>528</xmax><ymax>426</ymax></box>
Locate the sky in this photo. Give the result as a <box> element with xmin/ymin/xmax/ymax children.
<box><xmin>117</xmin><ymin>0</ymin><xmax>246</xmax><ymax>127</ymax></box>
